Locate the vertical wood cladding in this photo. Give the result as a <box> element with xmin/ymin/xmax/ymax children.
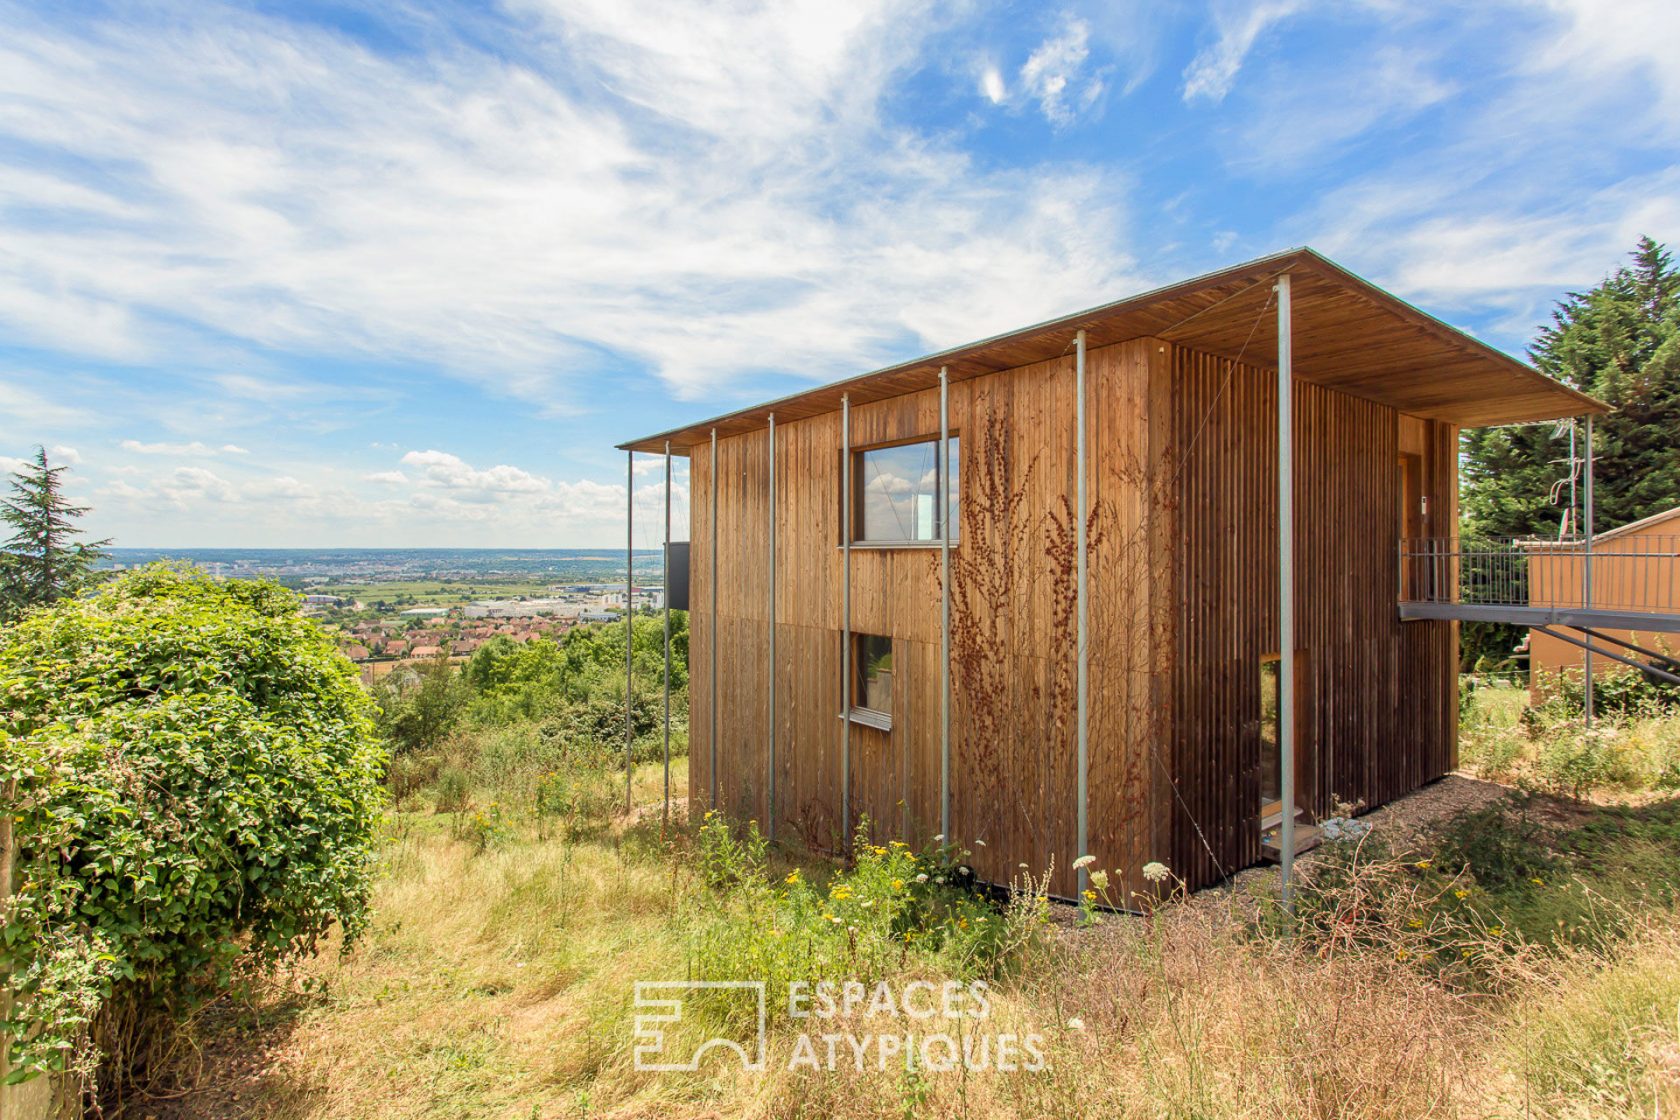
<box><xmin>1167</xmin><ymin>349</ymin><xmax>1457</xmax><ymax>887</ymax></box>
<box><xmin>686</xmin><ymin>337</ymin><xmax>1459</xmax><ymax>897</ymax></box>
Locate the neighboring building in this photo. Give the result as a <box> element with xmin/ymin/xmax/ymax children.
<box><xmin>618</xmin><ymin>247</ymin><xmax>1607</xmax><ymax>900</ymax></box>
<box><xmin>408</xmin><ymin>645</ymin><xmax>443</xmax><ymax>658</ymax></box>
<box><xmin>1524</xmin><ymin>505</ymin><xmax>1680</xmax><ymax>696</ymax></box>
<box><xmin>400</xmin><ymin>607</ymin><xmax>448</xmax><ymax>617</ymax></box>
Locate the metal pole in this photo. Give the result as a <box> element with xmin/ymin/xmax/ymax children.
<box><xmin>710</xmin><ymin>429</ymin><xmax>719</xmax><ymax>813</ymax></box>
<box><xmin>1276</xmin><ymin>274</ymin><xmax>1296</xmax><ymax>913</ymax></box>
<box><xmin>841</xmin><ymin>396</ymin><xmax>852</xmax><ymax>851</ymax></box>
<box><xmin>662</xmin><ymin>441</ymin><xmax>672</xmax><ymax>829</ymax></box>
<box><xmin>1584</xmin><ymin>414</ymin><xmax>1596</xmax><ymax>726</ymax></box>
<box><xmin>767</xmin><ymin>413</ymin><xmax>777</xmax><ymax>842</ymax></box>
<box><xmin>939</xmin><ymin>368</ymin><xmax>952</xmax><ymax>846</ymax></box>
<box><xmin>625</xmin><ymin>450</ymin><xmax>634</xmax><ymax>812</ymax></box>
<box><xmin>1074</xmin><ymin>334</ymin><xmax>1089</xmax><ymax>896</ymax></box>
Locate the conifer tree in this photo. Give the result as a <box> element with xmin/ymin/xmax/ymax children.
<box><xmin>0</xmin><ymin>446</ymin><xmax>110</xmax><ymax>621</ymax></box>
<box><xmin>1462</xmin><ymin>236</ymin><xmax>1680</xmax><ymax>540</ymax></box>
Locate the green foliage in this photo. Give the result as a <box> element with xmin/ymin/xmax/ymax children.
<box><xmin>0</xmin><ymin>564</ymin><xmax>387</xmax><ymax>1084</ymax></box>
<box><xmin>373</xmin><ymin>647</ymin><xmax>471</xmax><ymax>753</ymax></box>
<box><xmin>684</xmin><ymin>813</ymin><xmax>1047</xmax><ymax>1012</ymax></box>
<box><xmin>0</xmin><ymin>446</ymin><xmax>110</xmax><ymax>623</ymax></box>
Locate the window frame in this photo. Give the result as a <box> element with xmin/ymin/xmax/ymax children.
<box><xmin>848</xmin><ymin>632</ymin><xmax>894</xmax><ymax>730</ymax></box>
<box><xmin>845</xmin><ymin>433</ymin><xmax>960</xmax><ymax>549</ymax></box>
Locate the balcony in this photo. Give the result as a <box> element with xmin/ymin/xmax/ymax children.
<box><xmin>1397</xmin><ymin>535</ymin><xmax>1680</xmax><ymax>635</ymax></box>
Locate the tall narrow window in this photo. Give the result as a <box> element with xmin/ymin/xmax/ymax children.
<box><xmin>852</xmin><ymin>436</ymin><xmax>959</xmax><ymax>545</ymax></box>
<box><xmin>1259</xmin><ymin>656</ymin><xmax>1281</xmax><ymax>821</ymax></box>
<box><xmin>850</xmin><ymin>633</ymin><xmax>893</xmax><ymax>730</ymax></box>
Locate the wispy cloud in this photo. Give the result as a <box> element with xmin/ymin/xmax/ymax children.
<box><xmin>120</xmin><ymin>439</ymin><xmax>248</xmax><ymax>456</ymax></box>
<box><xmin>0</xmin><ymin>1</ymin><xmax>1141</xmax><ymax>413</ymax></box>
<box><xmin>1181</xmin><ymin>0</ymin><xmax>1305</xmax><ymax>103</ymax></box>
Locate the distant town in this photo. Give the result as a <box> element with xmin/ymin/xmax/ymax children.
<box><xmin>99</xmin><ymin>547</ymin><xmax>675</xmax><ymax>680</ymax></box>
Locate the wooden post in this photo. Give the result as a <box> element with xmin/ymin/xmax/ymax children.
<box><xmin>1074</xmin><ymin>333</ymin><xmax>1089</xmax><ymax>895</ymax></box>
<box><xmin>767</xmin><ymin>413</ymin><xmax>777</xmax><ymax>842</ymax></box>
<box><xmin>1276</xmin><ymin>273</ymin><xmax>1297</xmax><ymax>912</ymax></box>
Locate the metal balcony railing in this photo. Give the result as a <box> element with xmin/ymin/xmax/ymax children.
<box><xmin>1399</xmin><ymin>535</ymin><xmax>1680</xmax><ymax>613</ymax></box>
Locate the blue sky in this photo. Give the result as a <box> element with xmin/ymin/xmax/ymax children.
<box><xmin>2</xmin><ymin>0</ymin><xmax>1676</xmax><ymax>548</ymax></box>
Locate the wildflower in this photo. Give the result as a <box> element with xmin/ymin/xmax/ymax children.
<box><xmin>957</xmin><ymin>866</ymin><xmax>971</xmax><ymax>876</ymax></box>
<box><xmin>933</xmin><ymin>834</ymin><xmax>945</xmax><ymax>842</ymax></box>
<box><xmin>871</xmin><ymin>845</ymin><xmax>888</xmax><ymax>857</ymax></box>
<box><xmin>1067</xmin><ymin>1017</ymin><xmax>1085</xmax><ymax>1031</ymax></box>
<box><xmin>1489</xmin><ymin>927</ymin><xmax>1503</xmax><ymax>938</ymax></box>
<box><xmin>1082</xmin><ymin>890</ymin><xmax>1097</xmax><ymax>903</ymax></box>
<box><xmin>785</xmin><ymin>870</ymin><xmax>801</xmax><ymax>885</ymax></box>
<box><xmin>830</xmin><ymin>915</ymin><xmax>843</xmax><ymax>924</ymax></box>
<box><xmin>915</xmin><ymin>873</ymin><xmax>928</xmax><ymax>883</ymax></box>
<box><xmin>1408</xmin><ymin>918</ymin><xmax>1423</xmax><ymax>929</ymax></box>
<box><xmin>1414</xmin><ymin>859</ymin><xmax>1432</xmax><ymax>869</ymax></box>
<box><xmin>861</xmin><ymin>899</ymin><xmax>875</xmax><ymax>909</ymax></box>
<box><xmin>1089</xmin><ymin>870</ymin><xmax>1109</xmax><ymax>891</ymax></box>
<box><xmin>974</xmin><ymin>839</ymin><xmax>987</xmax><ymax>847</ymax></box>
<box><xmin>1142</xmin><ymin>861</ymin><xmax>1170</xmax><ymax>883</ymax></box>
<box><xmin>1395</xmin><ymin>949</ymin><xmax>1410</xmax><ymax>961</ymax></box>
<box><xmin>958</xmin><ymin>918</ymin><xmax>969</xmax><ymax>929</ymax></box>
<box><xmin>1530</xmin><ymin>877</ymin><xmax>1545</xmax><ymax>887</ymax></box>
<box><xmin>1072</xmin><ymin>854</ymin><xmax>1096</xmax><ymax>870</ymax></box>
<box><xmin>890</xmin><ymin>840</ymin><xmax>906</xmax><ymax>849</ymax></box>
<box><xmin>1461</xmin><ymin>948</ymin><xmax>1473</xmax><ymax>958</ymax></box>
<box><xmin>891</xmin><ymin>879</ymin><xmax>905</xmax><ymax>891</ymax></box>
<box><xmin>1454</xmin><ymin>889</ymin><xmax>1469</xmax><ymax>900</ymax></box>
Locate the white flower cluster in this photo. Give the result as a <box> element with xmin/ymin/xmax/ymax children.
<box><xmin>1319</xmin><ymin>816</ymin><xmax>1371</xmax><ymax>842</ymax></box>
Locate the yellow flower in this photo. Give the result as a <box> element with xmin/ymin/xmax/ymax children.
<box><xmin>1408</xmin><ymin>918</ymin><xmax>1423</xmax><ymax>929</ymax></box>
<box><xmin>785</xmin><ymin>870</ymin><xmax>801</xmax><ymax>885</ymax></box>
<box><xmin>1082</xmin><ymin>889</ymin><xmax>1097</xmax><ymax>902</ymax></box>
<box><xmin>1489</xmin><ymin>927</ymin><xmax>1503</xmax><ymax>937</ymax></box>
<box><xmin>1414</xmin><ymin>859</ymin><xmax>1432</xmax><ymax>869</ymax></box>
<box><xmin>1395</xmin><ymin>949</ymin><xmax>1410</xmax><ymax>960</ymax></box>
<box><xmin>1530</xmin><ymin>877</ymin><xmax>1545</xmax><ymax>887</ymax></box>
<box><xmin>1454</xmin><ymin>889</ymin><xmax>1469</xmax><ymax>900</ymax></box>
<box><xmin>891</xmin><ymin>879</ymin><xmax>905</xmax><ymax>891</ymax></box>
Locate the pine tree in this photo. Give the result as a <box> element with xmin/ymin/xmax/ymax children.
<box><xmin>1462</xmin><ymin>236</ymin><xmax>1680</xmax><ymax>540</ymax></box>
<box><xmin>0</xmin><ymin>447</ymin><xmax>111</xmax><ymax>621</ymax></box>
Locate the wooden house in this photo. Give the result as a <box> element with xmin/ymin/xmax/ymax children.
<box><xmin>619</xmin><ymin>248</ymin><xmax>1602</xmax><ymax>899</ymax></box>
<box><xmin>1523</xmin><ymin>504</ymin><xmax>1680</xmax><ymax>699</ymax></box>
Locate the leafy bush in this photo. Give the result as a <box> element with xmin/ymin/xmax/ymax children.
<box><xmin>682</xmin><ymin>812</ymin><xmax>1047</xmax><ymax>1019</ymax></box>
<box><xmin>0</xmin><ymin>565</ymin><xmax>387</xmax><ymax>1090</ymax></box>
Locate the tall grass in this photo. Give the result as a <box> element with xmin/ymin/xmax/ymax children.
<box><xmin>149</xmin><ymin>720</ymin><xmax>1680</xmax><ymax>1120</ymax></box>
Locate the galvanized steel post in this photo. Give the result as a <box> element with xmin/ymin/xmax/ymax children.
<box><xmin>841</xmin><ymin>395</ymin><xmax>852</xmax><ymax>850</ymax></box>
<box><xmin>767</xmin><ymin>413</ymin><xmax>777</xmax><ymax>842</ymax></box>
<box><xmin>1074</xmin><ymin>333</ymin><xmax>1090</xmax><ymax>896</ymax></box>
<box><xmin>625</xmin><ymin>450</ymin><xmax>634</xmax><ymax>812</ymax></box>
<box><xmin>1277</xmin><ymin>273</ymin><xmax>1296</xmax><ymax>913</ymax></box>
<box><xmin>939</xmin><ymin>369</ymin><xmax>952</xmax><ymax>845</ymax></box>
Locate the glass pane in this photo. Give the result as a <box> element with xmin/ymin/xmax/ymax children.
<box><xmin>855</xmin><ymin>634</ymin><xmax>893</xmax><ymax>715</ymax></box>
<box><xmin>856</xmin><ymin>437</ymin><xmax>959</xmax><ymax>542</ymax></box>
<box><xmin>1260</xmin><ymin>658</ymin><xmax>1281</xmax><ymax>810</ymax></box>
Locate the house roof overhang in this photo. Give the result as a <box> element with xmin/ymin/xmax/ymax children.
<box><xmin>618</xmin><ymin>247</ymin><xmax>1607</xmax><ymax>454</ymax></box>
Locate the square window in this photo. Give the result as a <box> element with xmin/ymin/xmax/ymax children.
<box><xmin>851</xmin><ymin>633</ymin><xmax>893</xmax><ymax>728</ymax></box>
<box><xmin>851</xmin><ymin>436</ymin><xmax>958</xmax><ymax>545</ymax></box>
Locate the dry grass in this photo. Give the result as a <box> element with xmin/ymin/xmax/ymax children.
<box><xmin>138</xmin><ymin>757</ymin><xmax>1680</xmax><ymax>1120</ymax></box>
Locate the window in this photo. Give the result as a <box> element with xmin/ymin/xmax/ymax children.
<box><xmin>1259</xmin><ymin>657</ymin><xmax>1281</xmax><ymax>818</ymax></box>
<box><xmin>852</xmin><ymin>436</ymin><xmax>959</xmax><ymax>545</ymax></box>
<box><xmin>850</xmin><ymin>633</ymin><xmax>893</xmax><ymax>730</ymax></box>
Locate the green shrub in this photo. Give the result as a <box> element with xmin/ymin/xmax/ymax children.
<box><xmin>0</xmin><ymin>564</ymin><xmax>387</xmax><ymax>1089</ymax></box>
<box><xmin>1431</xmin><ymin>797</ymin><xmax>1559</xmax><ymax>891</ymax></box>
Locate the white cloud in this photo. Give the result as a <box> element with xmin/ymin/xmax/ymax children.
<box><xmin>363</xmin><ymin>470</ymin><xmax>408</xmax><ymax>485</ymax></box>
<box><xmin>1016</xmin><ymin>16</ymin><xmax>1102</xmax><ymax>128</ymax></box>
<box><xmin>120</xmin><ymin>439</ymin><xmax>247</xmax><ymax>456</ymax></box>
<box><xmin>1181</xmin><ymin>0</ymin><xmax>1305</xmax><ymax>104</ymax></box>
<box><xmin>48</xmin><ymin>444</ymin><xmax>81</xmax><ymax>464</ymax></box>
<box><xmin>158</xmin><ymin>466</ymin><xmax>237</xmax><ymax>506</ymax></box>
<box><xmin>979</xmin><ymin>65</ymin><xmax>1006</xmax><ymax>104</ymax></box>
<box><xmin>0</xmin><ymin>3</ymin><xmax>1142</xmax><ymax>412</ymax></box>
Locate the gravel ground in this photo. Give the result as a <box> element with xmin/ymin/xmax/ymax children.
<box><xmin>1062</xmin><ymin>770</ymin><xmax>1524</xmax><ymax>933</ymax></box>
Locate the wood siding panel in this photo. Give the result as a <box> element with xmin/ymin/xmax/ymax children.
<box><xmin>1168</xmin><ymin>346</ymin><xmax>1457</xmax><ymax>888</ymax></box>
